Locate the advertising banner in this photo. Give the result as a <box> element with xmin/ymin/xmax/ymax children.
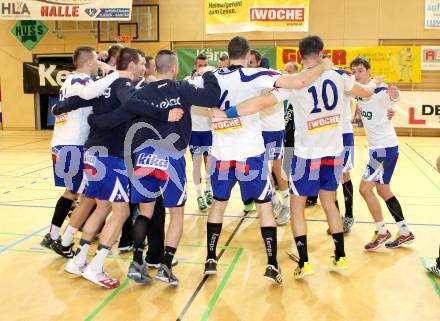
<box><xmin>205</xmin><ymin>0</ymin><xmax>309</xmax><ymax>34</ymax></box>
<box><xmin>0</xmin><ymin>0</ymin><xmax>132</xmax><ymax>21</ymax></box>
<box><xmin>277</xmin><ymin>46</ymin><xmax>422</xmax><ymax>84</ymax></box>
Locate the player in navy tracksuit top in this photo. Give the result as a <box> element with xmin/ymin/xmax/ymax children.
<box><xmin>89</xmin><ymin>49</ymin><xmax>220</xmax><ymax>286</ymax></box>
<box><xmin>62</xmin><ymin>48</ymin><xmax>183</xmax><ymax>289</ymax></box>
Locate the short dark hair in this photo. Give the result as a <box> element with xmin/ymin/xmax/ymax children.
<box><xmin>195</xmin><ymin>53</ymin><xmax>208</xmax><ymax>63</ymax></box>
<box><xmin>107</xmin><ymin>44</ymin><xmax>123</xmax><ymax>58</ymax></box>
<box><xmin>145</xmin><ymin>56</ymin><xmax>154</xmax><ymax>66</ymax></box>
<box><xmin>260</xmin><ymin>57</ymin><xmax>270</xmax><ymax>69</ymax></box>
<box><xmin>116</xmin><ymin>47</ymin><xmax>142</xmax><ymax>70</ymax></box>
<box><xmin>73</xmin><ymin>46</ymin><xmax>96</xmax><ymax>68</ymax></box>
<box><xmin>219</xmin><ymin>54</ymin><xmax>229</xmax><ymax>61</ymax></box>
<box><xmin>299</xmin><ymin>35</ymin><xmax>324</xmax><ymax>58</ymax></box>
<box><xmin>155</xmin><ymin>49</ymin><xmax>177</xmax><ymax>74</ymax></box>
<box><xmin>250</xmin><ymin>50</ymin><xmax>262</xmax><ymax>63</ymax></box>
<box><xmin>228</xmin><ymin>36</ymin><xmax>250</xmax><ymax>60</ymax></box>
<box><xmin>350</xmin><ymin>56</ymin><xmax>371</xmax><ymax>70</ymax></box>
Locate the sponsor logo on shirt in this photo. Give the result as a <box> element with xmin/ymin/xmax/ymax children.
<box><xmin>361</xmin><ymin>110</ymin><xmax>373</xmax><ymax>120</ymax></box>
<box><xmin>212</xmin><ymin>118</ymin><xmax>242</xmax><ymax>133</ymax></box>
<box><xmin>307</xmin><ymin>114</ymin><xmax>340</xmax><ymax>132</ymax></box>
<box><xmin>55</xmin><ymin>113</ymin><xmax>68</xmax><ymax>126</ymax></box>
<box><xmin>83</xmin><ymin>153</ymin><xmax>97</xmax><ymax>166</ymax></box>
<box><xmin>157</xmin><ymin>97</ymin><xmax>181</xmax><ymax>109</ymax></box>
<box><xmin>136</xmin><ymin>153</ymin><xmax>169</xmax><ymax>171</ymax></box>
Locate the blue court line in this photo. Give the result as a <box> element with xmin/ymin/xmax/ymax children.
<box><xmin>0</xmin><ymin>225</ymin><xmax>49</xmax><ymax>255</ymax></box>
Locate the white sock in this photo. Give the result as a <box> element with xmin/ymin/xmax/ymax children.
<box><xmin>375</xmin><ymin>221</ymin><xmax>388</xmax><ymax>235</ymax></box>
<box><xmin>89</xmin><ymin>245</ymin><xmax>110</xmax><ymax>272</ymax></box>
<box><xmin>61</xmin><ymin>225</ymin><xmax>78</xmax><ymax>247</ymax></box>
<box><xmin>73</xmin><ymin>240</ymin><xmax>90</xmax><ymax>266</ymax></box>
<box><xmin>396</xmin><ymin>220</ymin><xmax>410</xmax><ymax>236</ymax></box>
<box><xmin>49</xmin><ymin>225</ymin><xmax>61</xmax><ymax>240</ymax></box>
<box><xmin>272</xmin><ymin>193</ymin><xmax>280</xmax><ymax>205</ymax></box>
<box><xmin>281</xmin><ymin>190</ymin><xmax>290</xmax><ymax>207</ymax></box>
<box><xmin>205</xmin><ymin>175</ymin><xmax>212</xmax><ymax>193</ymax></box>
<box><xmin>195</xmin><ymin>184</ymin><xmax>203</xmax><ymax>197</ymax></box>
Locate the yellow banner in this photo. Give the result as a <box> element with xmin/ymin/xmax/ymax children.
<box><xmin>276</xmin><ymin>46</ymin><xmax>422</xmax><ymax>83</ymax></box>
<box><xmin>205</xmin><ymin>0</ymin><xmax>309</xmax><ymax>34</ymax></box>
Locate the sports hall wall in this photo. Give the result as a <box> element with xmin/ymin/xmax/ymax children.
<box><xmin>0</xmin><ymin>0</ymin><xmax>439</xmax><ymax>130</ymax></box>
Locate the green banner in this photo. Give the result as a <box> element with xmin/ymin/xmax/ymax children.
<box><xmin>11</xmin><ymin>20</ymin><xmax>48</xmax><ymax>51</ymax></box>
<box><xmin>176</xmin><ymin>46</ymin><xmax>277</xmax><ymax>80</ymax></box>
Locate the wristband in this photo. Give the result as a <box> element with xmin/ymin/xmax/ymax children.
<box><xmin>225</xmin><ymin>106</ymin><xmax>239</xmax><ymax>119</ymax></box>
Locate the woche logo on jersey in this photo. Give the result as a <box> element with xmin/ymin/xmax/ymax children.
<box><xmin>307</xmin><ymin>114</ymin><xmax>341</xmax><ymax>132</ymax></box>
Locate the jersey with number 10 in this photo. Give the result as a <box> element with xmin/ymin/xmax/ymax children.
<box><xmin>274</xmin><ymin>69</ymin><xmax>354</xmax><ymax>159</ymax></box>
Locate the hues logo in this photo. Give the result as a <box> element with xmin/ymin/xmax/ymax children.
<box><xmin>361</xmin><ymin>110</ymin><xmax>373</xmax><ymax>120</ymax></box>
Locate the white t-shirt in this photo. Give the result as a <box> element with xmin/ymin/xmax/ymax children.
<box><xmin>273</xmin><ymin>68</ymin><xmax>354</xmax><ymax>159</ymax></box>
<box><xmin>211</xmin><ymin>66</ymin><xmax>281</xmax><ymax>160</ymax></box>
<box><xmin>260</xmin><ymin>100</ymin><xmax>285</xmax><ymax>132</ymax></box>
<box><xmin>51</xmin><ymin>71</ymin><xmax>119</xmax><ymax>147</ymax></box>
<box><xmin>186</xmin><ymin>75</ymin><xmax>212</xmax><ymax>132</ymax></box>
<box><xmin>357</xmin><ymin>83</ymin><xmax>398</xmax><ymax>149</ymax></box>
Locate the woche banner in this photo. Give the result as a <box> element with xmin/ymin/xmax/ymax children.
<box><xmin>175</xmin><ymin>46</ymin><xmax>276</xmax><ymax>80</ymax></box>
<box><xmin>205</xmin><ymin>0</ymin><xmax>309</xmax><ymax>34</ymax></box>
<box><xmin>0</xmin><ymin>0</ymin><xmax>133</xmax><ymax>21</ymax></box>
<box><xmin>276</xmin><ymin>46</ymin><xmax>422</xmax><ymax>84</ymax></box>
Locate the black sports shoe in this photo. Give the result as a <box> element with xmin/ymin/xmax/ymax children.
<box><xmin>50</xmin><ymin>239</ymin><xmax>74</xmax><ymax>258</ymax></box>
<box><xmin>155</xmin><ymin>263</ymin><xmax>178</xmax><ymax>287</ymax></box>
<box><xmin>306</xmin><ymin>197</ymin><xmax>318</xmax><ymax>208</ymax></box>
<box><xmin>40</xmin><ymin>233</ymin><xmax>54</xmax><ymax>249</ymax></box>
<box><xmin>264</xmin><ymin>265</ymin><xmax>282</xmax><ymax>284</ymax></box>
<box><xmin>146</xmin><ymin>257</ymin><xmax>178</xmax><ymax>269</ymax></box>
<box><xmin>204</xmin><ymin>258</ymin><xmax>218</xmax><ymax>275</ymax></box>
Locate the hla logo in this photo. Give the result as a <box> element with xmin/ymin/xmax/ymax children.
<box><xmin>361</xmin><ymin>110</ymin><xmax>373</xmax><ymax>120</ymax></box>
<box><xmin>1</xmin><ymin>2</ymin><xmax>30</xmax><ymax>15</ymax></box>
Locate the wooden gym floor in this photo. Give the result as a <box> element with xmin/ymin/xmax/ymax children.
<box><xmin>0</xmin><ymin>130</ymin><xmax>439</xmax><ymax>321</ymax></box>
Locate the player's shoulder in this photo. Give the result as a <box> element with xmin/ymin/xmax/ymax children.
<box><xmin>114</xmin><ymin>77</ymin><xmax>133</xmax><ymax>88</ymax></box>
<box><xmin>70</xmin><ymin>72</ymin><xmax>92</xmax><ymax>86</ymax></box>
<box><xmin>328</xmin><ymin>68</ymin><xmax>352</xmax><ymax>77</ymax></box>
<box><xmin>374</xmin><ymin>82</ymin><xmax>389</xmax><ymax>94</ymax></box>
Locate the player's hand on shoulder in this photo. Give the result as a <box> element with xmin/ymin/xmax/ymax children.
<box><xmin>387</xmin><ymin>108</ymin><xmax>396</xmax><ymax>120</ymax></box>
<box><xmin>196</xmin><ymin>66</ymin><xmax>215</xmax><ymax>76</ymax></box>
<box><xmin>209</xmin><ymin>108</ymin><xmax>226</xmax><ymax>119</ymax></box>
<box><xmin>387</xmin><ymin>85</ymin><xmax>399</xmax><ymax>100</ymax></box>
<box><xmin>98</xmin><ymin>61</ymin><xmax>113</xmax><ymax>76</ymax></box>
<box><xmin>321</xmin><ymin>56</ymin><xmax>334</xmax><ymax>70</ymax></box>
<box><xmin>168</xmin><ymin>108</ymin><xmax>184</xmax><ymax>122</ymax></box>
<box><xmin>371</xmin><ymin>76</ymin><xmax>384</xmax><ymax>87</ymax></box>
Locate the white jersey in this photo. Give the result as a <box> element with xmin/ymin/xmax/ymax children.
<box><xmin>51</xmin><ymin>71</ymin><xmax>119</xmax><ymax>147</ymax></box>
<box><xmin>185</xmin><ymin>75</ymin><xmax>212</xmax><ymax>131</ymax></box>
<box><xmin>260</xmin><ymin>100</ymin><xmax>285</xmax><ymax>132</ymax></box>
<box><xmin>273</xmin><ymin>69</ymin><xmax>354</xmax><ymax>159</ymax></box>
<box><xmin>356</xmin><ymin>83</ymin><xmax>398</xmax><ymax>149</ymax></box>
<box><xmin>211</xmin><ymin>66</ymin><xmax>281</xmax><ymax>160</ymax></box>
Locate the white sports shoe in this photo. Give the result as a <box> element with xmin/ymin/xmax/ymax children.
<box><xmin>65</xmin><ymin>259</ymin><xmax>87</xmax><ymax>276</ymax></box>
<box><xmin>82</xmin><ymin>266</ymin><xmax>120</xmax><ymax>289</ymax></box>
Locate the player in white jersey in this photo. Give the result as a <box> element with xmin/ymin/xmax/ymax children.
<box><xmin>41</xmin><ymin>46</ymin><xmax>123</xmax><ymax>253</ymax></box>
<box><xmin>350</xmin><ymin>57</ymin><xmax>415</xmax><ymax>250</ymax></box>
<box><xmin>187</xmin><ymin>53</ymin><xmax>214</xmax><ymax>211</ymax></box>
<box><xmin>212</xmin><ymin>36</ymin><xmax>380</xmax><ymax>279</ymax></box>
<box><xmin>426</xmin><ymin>157</ymin><xmax>440</xmax><ymax>277</ymax></box>
<box><xmin>204</xmin><ymin>36</ymin><xmax>333</xmax><ymax>284</ymax></box>
<box><xmin>249</xmin><ymin>50</ymin><xmax>291</xmax><ymax>225</ymax></box>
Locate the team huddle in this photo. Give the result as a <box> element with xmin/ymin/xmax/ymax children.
<box><xmin>40</xmin><ymin>35</ymin><xmax>424</xmax><ymax>289</ymax></box>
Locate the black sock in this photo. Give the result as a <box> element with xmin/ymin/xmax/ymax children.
<box><xmin>207</xmin><ymin>222</ymin><xmax>222</xmax><ymax>260</ymax></box>
<box><xmin>119</xmin><ymin>216</ymin><xmax>133</xmax><ymax>247</ymax></box>
<box><xmin>436</xmin><ymin>256</ymin><xmax>440</xmax><ymax>269</ymax></box>
<box><xmin>294</xmin><ymin>235</ymin><xmax>308</xmax><ymax>268</ymax></box>
<box><xmin>260</xmin><ymin>226</ymin><xmax>278</xmax><ymax>268</ymax></box>
<box><xmin>385</xmin><ymin>196</ymin><xmax>404</xmax><ymax>222</ymax></box>
<box><xmin>51</xmin><ymin>196</ymin><xmax>74</xmax><ymax>228</ymax></box>
<box><xmin>332</xmin><ymin>232</ymin><xmax>345</xmax><ymax>260</ymax></box>
<box><xmin>132</xmin><ymin>215</ymin><xmax>150</xmax><ymax>265</ymax></box>
<box><xmin>163</xmin><ymin>246</ymin><xmax>176</xmax><ymax>269</ymax></box>
<box><xmin>342</xmin><ymin>180</ymin><xmax>353</xmax><ymax>218</ymax></box>
<box><xmin>335</xmin><ymin>200</ymin><xmax>340</xmax><ymax>211</ymax></box>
